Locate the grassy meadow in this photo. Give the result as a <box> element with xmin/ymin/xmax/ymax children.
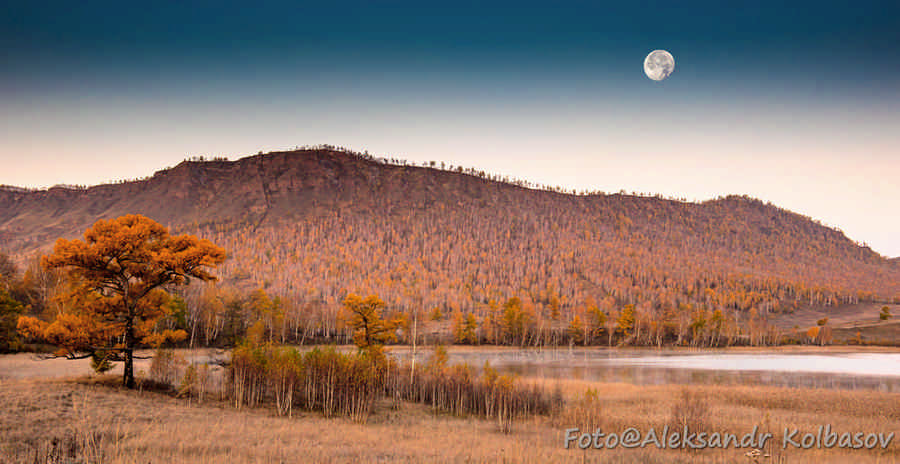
<box><xmin>1</xmin><ymin>348</ymin><xmax>899</xmax><ymax>463</ymax></box>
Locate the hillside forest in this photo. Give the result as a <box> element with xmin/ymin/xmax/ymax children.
<box><xmin>2</xmin><ymin>149</ymin><xmax>899</xmax><ymax>350</ymax></box>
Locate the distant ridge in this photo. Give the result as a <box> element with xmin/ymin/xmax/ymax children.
<box><xmin>2</xmin><ymin>148</ymin><xmax>898</xmax><ymax>316</ymax></box>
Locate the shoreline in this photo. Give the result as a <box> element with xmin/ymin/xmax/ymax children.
<box><xmin>384</xmin><ymin>344</ymin><xmax>900</xmax><ymax>354</ymax></box>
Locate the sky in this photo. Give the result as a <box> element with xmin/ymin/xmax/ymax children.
<box><xmin>1</xmin><ymin>1</ymin><xmax>899</xmax><ymax>256</ymax></box>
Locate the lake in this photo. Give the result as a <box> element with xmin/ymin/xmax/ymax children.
<box><xmin>393</xmin><ymin>348</ymin><xmax>900</xmax><ymax>392</ymax></box>
<box><xmin>5</xmin><ymin>347</ymin><xmax>900</xmax><ymax>392</ymax></box>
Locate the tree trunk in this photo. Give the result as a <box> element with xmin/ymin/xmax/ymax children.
<box><xmin>190</xmin><ymin>320</ymin><xmax>196</xmax><ymax>349</ymax></box>
<box><xmin>411</xmin><ymin>312</ymin><xmax>417</xmax><ymax>384</ymax></box>
<box><xmin>123</xmin><ymin>347</ymin><xmax>135</xmax><ymax>388</ymax></box>
<box><xmin>124</xmin><ymin>314</ymin><xmax>136</xmax><ymax>388</ymax></box>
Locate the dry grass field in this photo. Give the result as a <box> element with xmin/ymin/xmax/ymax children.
<box><xmin>1</xmin><ymin>350</ymin><xmax>899</xmax><ymax>463</ymax></box>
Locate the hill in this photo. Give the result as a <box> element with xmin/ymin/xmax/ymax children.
<box><xmin>2</xmin><ymin>148</ymin><xmax>899</xmax><ymax>335</ymax></box>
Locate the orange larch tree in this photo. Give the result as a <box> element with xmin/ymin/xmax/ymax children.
<box><xmin>341</xmin><ymin>293</ymin><xmax>401</xmax><ymax>350</ymax></box>
<box><xmin>17</xmin><ymin>215</ymin><xmax>227</xmax><ymax>388</ymax></box>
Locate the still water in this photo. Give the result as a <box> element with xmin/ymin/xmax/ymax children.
<box><xmin>394</xmin><ymin>349</ymin><xmax>900</xmax><ymax>392</ymax></box>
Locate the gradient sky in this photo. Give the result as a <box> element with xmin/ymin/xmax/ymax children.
<box><xmin>2</xmin><ymin>1</ymin><xmax>899</xmax><ymax>256</ymax></box>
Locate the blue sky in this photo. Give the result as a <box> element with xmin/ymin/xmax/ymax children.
<box><xmin>2</xmin><ymin>1</ymin><xmax>899</xmax><ymax>255</ymax></box>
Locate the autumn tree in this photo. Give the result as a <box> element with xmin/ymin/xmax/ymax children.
<box><xmin>709</xmin><ymin>309</ymin><xmax>725</xmax><ymax>346</ymax></box>
<box><xmin>463</xmin><ymin>313</ymin><xmax>478</xmax><ymax>344</ymax></box>
<box><xmin>548</xmin><ymin>293</ymin><xmax>561</xmax><ymax>321</ymax></box>
<box><xmin>481</xmin><ymin>300</ymin><xmax>500</xmax><ymax>344</ymax></box>
<box><xmin>585</xmin><ymin>301</ymin><xmax>607</xmax><ymax>344</ymax></box>
<box><xmin>689</xmin><ymin>308</ymin><xmax>708</xmax><ymax>347</ymax></box>
<box><xmin>452</xmin><ymin>311</ymin><xmax>478</xmax><ymax>344</ymax></box>
<box><xmin>0</xmin><ymin>289</ymin><xmax>24</xmax><ymax>352</ymax></box>
<box><xmin>392</xmin><ymin>310</ymin><xmax>411</xmax><ymax>343</ymax></box>
<box><xmin>452</xmin><ymin>310</ymin><xmax>466</xmax><ymax>344</ymax></box>
<box><xmin>342</xmin><ymin>293</ymin><xmax>400</xmax><ymax>350</ymax></box>
<box><xmin>20</xmin><ymin>255</ymin><xmax>63</xmax><ymax>318</ymax></box>
<box><xmin>0</xmin><ymin>252</ymin><xmax>16</xmax><ymax>292</ymax></box>
<box><xmin>817</xmin><ymin>324</ymin><xmax>833</xmax><ymax>345</ymax></box>
<box><xmin>0</xmin><ymin>254</ymin><xmax>25</xmax><ymax>352</ymax></box>
<box><xmin>500</xmin><ymin>297</ymin><xmax>533</xmax><ymax>346</ymax></box>
<box><xmin>161</xmin><ymin>294</ymin><xmax>189</xmax><ymax>343</ymax></box>
<box><xmin>605</xmin><ymin>308</ymin><xmax>619</xmax><ymax>346</ymax></box>
<box><xmin>806</xmin><ymin>326</ymin><xmax>820</xmax><ymax>344</ymax></box>
<box><xmin>567</xmin><ymin>315</ymin><xmax>584</xmax><ymax>345</ymax></box>
<box><xmin>616</xmin><ymin>304</ymin><xmax>635</xmax><ymax>341</ymax></box>
<box><xmin>17</xmin><ymin>215</ymin><xmax>226</xmax><ymax>388</ymax></box>
<box><xmin>249</xmin><ymin>287</ymin><xmax>285</xmax><ymax>342</ymax></box>
<box><xmin>221</xmin><ymin>292</ymin><xmax>248</xmax><ymax>345</ymax></box>
<box><xmin>198</xmin><ymin>284</ymin><xmax>227</xmax><ymax>345</ymax></box>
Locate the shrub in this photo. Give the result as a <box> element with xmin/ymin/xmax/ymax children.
<box><xmin>90</xmin><ymin>350</ymin><xmax>114</xmax><ymax>374</ymax></box>
<box><xmin>178</xmin><ymin>363</ymin><xmax>214</xmax><ymax>403</ymax></box>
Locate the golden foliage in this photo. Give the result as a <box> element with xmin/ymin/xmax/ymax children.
<box><xmin>18</xmin><ymin>215</ymin><xmax>226</xmax><ymax>387</ymax></box>
<box><xmin>341</xmin><ymin>293</ymin><xmax>400</xmax><ymax>349</ymax></box>
<box><xmin>567</xmin><ymin>315</ymin><xmax>584</xmax><ymax>345</ymax></box>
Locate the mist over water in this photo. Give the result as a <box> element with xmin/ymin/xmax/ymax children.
<box><xmin>393</xmin><ymin>349</ymin><xmax>900</xmax><ymax>392</ymax></box>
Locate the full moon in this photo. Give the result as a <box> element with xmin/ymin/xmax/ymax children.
<box><xmin>644</xmin><ymin>50</ymin><xmax>675</xmax><ymax>81</ymax></box>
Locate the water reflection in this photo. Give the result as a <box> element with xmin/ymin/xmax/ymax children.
<box><xmin>391</xmin><ymin>349</ymin><xmax>900</xmax><ymax>392</ymax></box>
